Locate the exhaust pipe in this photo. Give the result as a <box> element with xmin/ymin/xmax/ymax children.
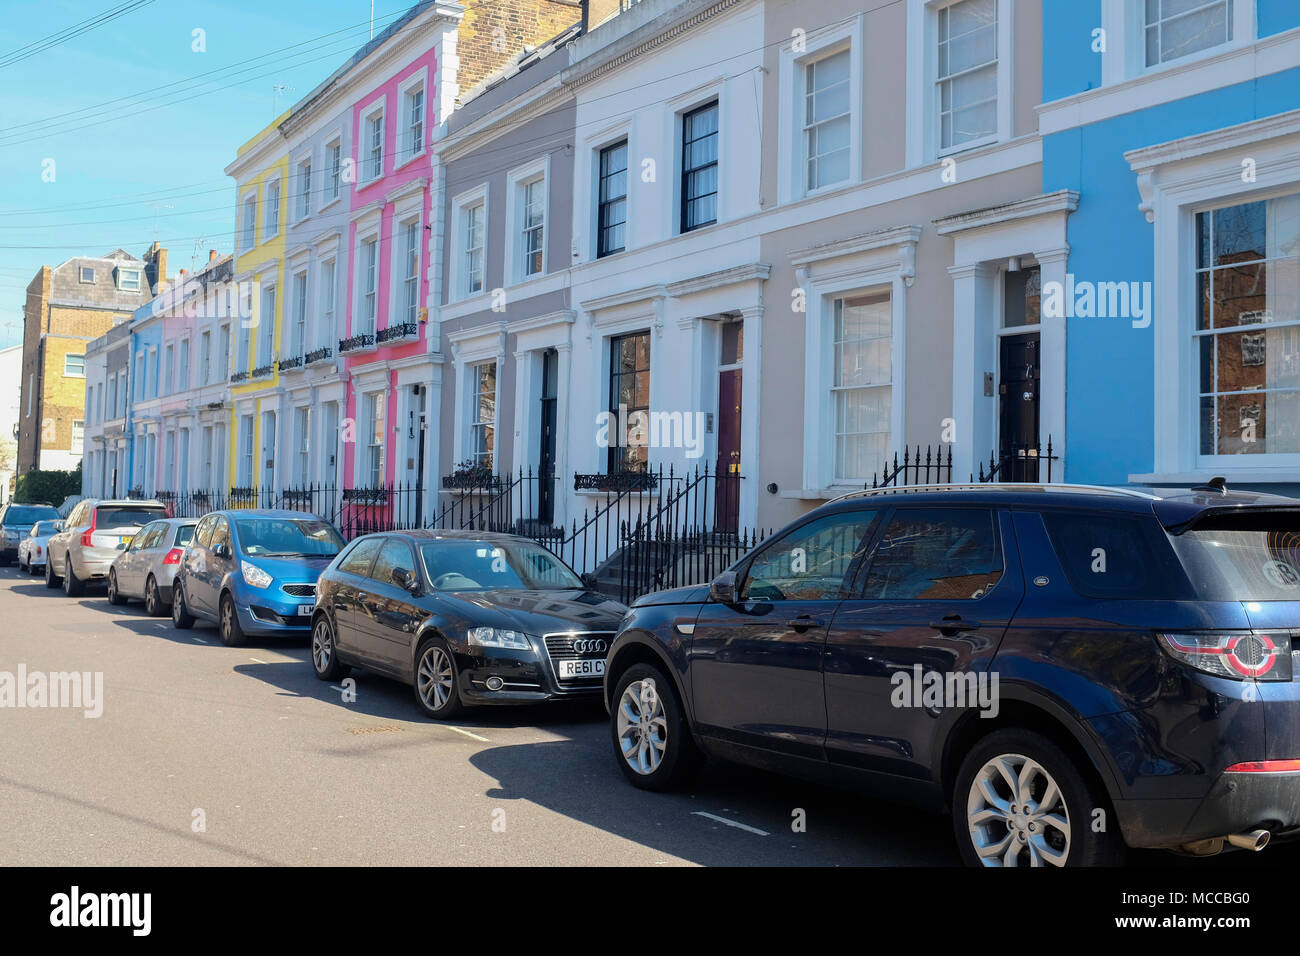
<box><xmin>1226</xmin><ymin>829</ymin><xmax>1270</xmax><ymax>851</ymax></box>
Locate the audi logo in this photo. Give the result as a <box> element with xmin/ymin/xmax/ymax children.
<box><xmin>572</xmin><ymin>639</ymin><xmax>608</xmax><ymax>655</ymax></box>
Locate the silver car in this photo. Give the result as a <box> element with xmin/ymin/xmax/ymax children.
<box><xmin>107</xmin><ymin>517</ymin><xmax>198</xmax><ymax>615</ymax></box>
<box><xmin>17</xmin><ymin>519</ymin><xmax>62</xmax><ymax>574</ymax></box>
<box><xmin>46</xmin><ymin>498</ymin><xmax>169</xmax><ymax>596</ymax></box>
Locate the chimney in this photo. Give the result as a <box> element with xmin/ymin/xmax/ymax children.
<box><xmin>582</xmin><ymin>0</ymin><xmax>622</xmax><ymax>32</ymax></box>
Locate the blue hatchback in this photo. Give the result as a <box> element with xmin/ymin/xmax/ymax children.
<box><xmin>170</xmin><ymin>509</ymin><xmax>345</xmax><ymax>646</ymax></box>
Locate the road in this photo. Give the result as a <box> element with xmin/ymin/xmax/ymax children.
<box><xmin>0</xmin><ymin>563</ymin><xmax>1295</xmax><ymax>868</ymax></box>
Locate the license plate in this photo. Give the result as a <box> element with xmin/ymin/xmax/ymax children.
<box><xmin>119</xmin><ymin>536</ymin><xmax>132</xmax><ymax>548</ymax></box>
<box><xmin>296</xmin><ymin>604</ymin><xmax>314</xmax><ymax>616</ymax></box>
<box><xmin>559</xmin><ymin>658</ymin><xmax>605</xmax><ymax>679</ymax></box>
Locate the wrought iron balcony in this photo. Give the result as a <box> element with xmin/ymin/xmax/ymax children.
<box><xmin>304</xmin><ymin>345</ymin><xmax>333</xmax><ymax>364</ymax></box>
<box><xmin>442</xmin><ymin>470</ymin><xmax>502</xmax><ymax>490</ymax></box>
<box><xmin>251</xmin><ymin>363</ymin><xmax>275</xmax><ymax>379</ymax></box>
<box><xmin>339</xmin><ymin>333</ymin><xmax>376</xmax><ymax>354</ymax></box>
<box><xmin>229</xmin><ymin>370</ymin><xmax>249</xmax><ymax>384</ymax></box>
<box><xmin>574</xmin><ymin>471</ymin><xmax>659</xmax><ymax>492</ymax></box>
<box><xmin>341</xmin><ymin>487</ymin><xmax>388</xmax><ymax>505</ymax></box>
<box><xmin>278</xmin><ymin>355</ymin><xmax>304</xmax><ymax>372</ymax></box>
<box><xmin>377</xmin><ymin>322</ymin><xmax>419</xmax><ymax>345</ymax></box>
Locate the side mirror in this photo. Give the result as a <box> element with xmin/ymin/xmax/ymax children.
<box><xmin>54</xmin><ymin>521</ymin><xmax>64</xmax><ymax>532</ymax></box>
<box><xmin>391</xmin><ymin>567</ymin><xmax>419</xmax><ymax>593</ymax></box>
<box><xmin>709</xmin><ymin>570</ymin><xmax>739</xmax><ymax>605</ymax></box>
<box><xmin>213</xmin><ymin>542</ymin><xmax>230</xmax><ymax>559</ymax></box>
<box><xmin>116</xmin><ymin>541</ymin><xmax>127</xmax><ymax>551</ymax></box>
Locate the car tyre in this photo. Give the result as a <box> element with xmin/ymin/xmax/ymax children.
<box><xmin>144</xmin><ymin>575</ymin><xmax>165</xmax><ymax>617</ymax></box>
<box><xmin>218</xmin><ymin>592</ymin><xmax>245</xmax><ymax>646</ymax></box>
<box><xmin>107</xmin><ymin>569</ymin><xmax>127</xmax><ymax>606</ymax></box>
<box><xmin>44</xmin><ymin>554</ymin><xmax>60</xmax><ymax>588</ymax></box>
<box><xmin>952</xmin><ymin>727</ymin><xmax>1127</xmax><ymax>868</ymax></box>
<box><xmin>413</xmin><ymin>636</ymin><xmax>463</xmax><ymax>720</ymax></box>
<box><xmin>63</xmin><ymin>556</ymin><xmax>85</xmax><ymax>597</ymax></box>
<box><xmin>610</xmin><ymin>662</ymin><xmax>701</xmax><ymax>792</ymax></box>
<box><xmin>311</xmin><ymin>614</ymin><xmax>351</xmax><ymax>682</ymax></box>
<box><xmin>171</xmin><ymin>580</ymin><xmax>195</xmax><ymax>629</ymax></box>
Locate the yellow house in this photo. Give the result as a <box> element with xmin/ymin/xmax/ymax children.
<box><xmin>224</xmin><ymin>113</ymin><xmax>289</xmax><ymax>496</ymax></box>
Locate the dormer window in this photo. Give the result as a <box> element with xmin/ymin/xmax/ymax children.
<box><xmin>116</xmin><ymin>268</ymin><xmax>141</xmax><ymax>292</ymax></box>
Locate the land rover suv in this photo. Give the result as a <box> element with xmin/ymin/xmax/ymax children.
<box><xmin>604</xmin><ymin>481</ymin><xmax>1300</xmax><ymax>867</ymax></box>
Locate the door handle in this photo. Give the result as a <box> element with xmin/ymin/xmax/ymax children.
<box><xmin>930</xmin><ymin>616</ymin><xmax>981</xmax><ymax>635</ymax></box>
<box><xmin>785</xmin><ymin>616</ymin><xmax>825</xmax><ymax>632</ymax></box>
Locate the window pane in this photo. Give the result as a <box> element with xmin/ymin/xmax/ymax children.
<box><xmin>860</xmin><ymin>509</ymin><xmax>1003</xmax><ymax>600</ymax></box>
<box><xmin>742</xmin><ymin>510</ymin><xmax>879</xmax><ymax>601</ymax></box>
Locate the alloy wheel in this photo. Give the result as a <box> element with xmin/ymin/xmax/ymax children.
<box><xmin>616</xmin><ymin>678</ymin><xmax>667</xmax><ymax>775</ymax></box>
<box><xmin>146</xmin><ymin>578</ymin><xmax>158</xmax><ymax>614</ymax></box>
<box><xmin>220</xmin><ymin>601</ymin><xmax>233</xmax><ymax>639</ymax></box>
<box><xmin>312</xmin><ymin>620</ymin><xmax>332</xmax><ymax>673</ymax></box>
<box><xmin>107</xmin><ymin>571</ymin><xmax>118</xmax><ymax>603</ymax></box>
<box><xmin>966</xmin><ymin>753</ymin><xmax>1071</xmax><ymax>867</ymax></box>
<box><xmin>416</xmin><ymin>645</ymin><xmax>454</xmax><ymax>710</ymax></box>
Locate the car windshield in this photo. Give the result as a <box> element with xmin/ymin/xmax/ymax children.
<box><xmin>1169</xmin><ymin>511</ymin><xmax>1300</xmax><ymax>602</ymax></box>
<box><xmin>4</xmin><ymin>506</ymin><xmax>58</xmax><ymax>525</ymax></box>
<box><xmin>419</xmin><ymin>539</ymin><xmax>583</xmax><ymax>591</ymax></box>
<box><xmin>96</xmin><ymin>506</ymin><xmax>166</xmax><ymax>528</ymax></box>
<box><xmin>32</xmin><ymin>521</ymin><xmax>60</xmax><ymax>536</ymax></box>
<box><xmin>235</xmin><ymin>518</ymin><xmax>344</xmax><ymax>557</ymax></box>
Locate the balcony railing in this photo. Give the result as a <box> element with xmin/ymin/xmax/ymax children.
<box><xmin>229</xmin><ymin>370</ymin><xmax>249</xmax><ymax>384</ymax></box>
<box><xmin>304</xmin><ymin>345</ymin><xmax>333</xmax><ymax>364</ymax></box>
<box><xmin>574</xmin><ymin>471</ymin><xmax>660</xmax><ymax>492</ymax></box>
<box><xmin>377</xmin><ymin>322</ymin><xmax>419</xmax><ymax>345</ymax></box>
<box><xmin>278</xmin><ymin>355</ymin><xmax>304</xmax><ymax>372</ymax></box>
<box><xmin>250</xmin><ymin>362</ymin><xmax>275</xmax><ymax>379</ymax></box>
<box><xmin>339</xmin><ymin>333</ymin><xmax>376</xmax><ymax>354</ymax></box>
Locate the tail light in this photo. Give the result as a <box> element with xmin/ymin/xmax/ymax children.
<box><xmin>1225</xmin><ymin>760</ymin><xmax>1300</xmax><ymax>773</ymax></box>
<box><xmin>80</xmin><ymin>509</ymin><xmax>97</xmax><ymax>547</ymax></box>
<box><xmin>1157</xmin><ymin>631</ymin><xmax>1293</xmax><ymax>681</ymax></box>
<box><xmin>163</xmin><ymin>548</ymin><xmax>183</xmax><ymax>565</ymax></box>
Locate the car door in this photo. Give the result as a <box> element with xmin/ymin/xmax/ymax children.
<box><xmin>689</xmin><ymin>508</ymin><xmax>881</xmax><ymax>765</ymax></box>
<box><xmin>824</xmin><ymin>507</ymin><xmax>1024</xmax><ymax>781</ymax></box>
<box><xmin>364</xmin><ymin>538</ymin><xmax>424</xmax><ymax>673</ymax></box>
<box><xmin>182</xmin><ymin>515</ymin><xmax>215</xmax><ymax>613</ymax></box>
<box><xmin>52</xmin><ymin>502</ymin><xmax>85</xmax><ymax>571</ymax></box>
<box><xmin>329</xmin><ymin>537</ymin><xmax>385</xmax><ymax>664</ymax></box>
<box><xmin>117</xmin><ymin>522</ymin><xmax>148</xmax><ymax>595</ymax></box>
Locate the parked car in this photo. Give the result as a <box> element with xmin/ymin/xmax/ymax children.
<box><xmin>0</xmin><ymin>501</ymin><xmax>60</xmax><ymax>565</ymax></box>
<box><xmin>17</xmin><ymin>519</ymin><xmax>62</xmax><ymax>574</ymax></box>
<box><xmin>107</xmin><ymin>517</ymin><xmax>198</xmax><ymax>615</ymax></box>
<box><xmin>310</xmin><ymin>530</ymin><xmax>627</xmax><ymax>719</ymax></box>
<box><xmin>604</xmin><ymin>481</ymin><xmax>1300</xmax><ymax>867</ymax></box>
<box><xmin>171</xmin><ymin>509</ymin><xmax>344</xmax><ymax>646</ymax></box>
<box><xmin>45</xmin><ymin>499</ymin><xmax>168</xmax><ymax>595</ymax></box>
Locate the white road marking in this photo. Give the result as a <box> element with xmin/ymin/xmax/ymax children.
<box><xmin>193</xmin><ymin>636</ymin><xmax>212</xmax><ymax>644</ymax></box>
<box><xmin>446</xmin><ymin>726</ymin><xmax>490</xmax><ymax>742</ymax></box>
<box><xmin>692</xmin><ymin>811</ymin><xmax>769</xmax><ymax>836</ymax></box>
<box><xmin>249</xmin><ymin>657</ymin><xmax>269</xmax><ymax>664</ymax></box>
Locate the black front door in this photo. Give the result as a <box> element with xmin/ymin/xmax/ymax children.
<box><xmin>538</xmin><ymin>349</ymin><xmax>558</xmax><ymax>525</ymax></box>
<box><xmin>998</xmin><ymin>332</ymin><xmax>1040</xmax><ymax>482</ymax></box>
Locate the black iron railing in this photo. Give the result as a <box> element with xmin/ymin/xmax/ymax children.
<box><xmin>250</xmin><ymin>363</ymin><xmax>275</xmax><ymax>379</ymax></box>
<box><xmin>339</xmin><ymin>333</ymin><xmax>375</xmax><ymax>353</ymax></box>
<box><xmin>977</xmin><ymin>436</ymin><xmax>1058</xmax><ymax>483</ymax></box>
<box><xmin>377</xmin><ymin>322</ymin><xmax>418</xmax><ymax>344</ymax></box>
<box><xmin>229</xmin><ymin>371</ymin><xmax>248</xmax><ymax>384</ymax></box>
<box><xmin>574</xmin><ymin>471</ymin><xmax>660</xmax><ymax>493</ymax></box>
<box><xmin>305</xmin><ymin>345</ymin><xmax>332</xmax><ymax>364</ymax></box>
<box><xmin>867</xmin><ymin>445</ymin><xmax>954</xmax><ymax>488</ymax></box>
<box><xmin>278</xmin><ymin>355</ymin><xmax>304</xmax><ymax>371</ymax></box>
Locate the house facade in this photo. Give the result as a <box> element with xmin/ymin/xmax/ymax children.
<box><xmin>1039</xmin><ymin>0</ymin><xmax>1300</xmax><ymax>494</ymax></box>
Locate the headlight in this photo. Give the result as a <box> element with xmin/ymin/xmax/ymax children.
<box><xmin>467</xmin><ymin>627</ymin><xmax>532</xmax><ymax>651</ymax></box>
<box><xmin>240</xmin><ymin>560</ymin><xmax>273</xmax><ymax>589</ymax></box>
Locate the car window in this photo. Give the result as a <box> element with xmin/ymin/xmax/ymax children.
<box><xmin>857</xmin><ymin>508</ymin><xmax>1003</xmax><ymax>601</ymax></box>
<box><xmin>67</xmin><ymin>503</ymin><xmax>87</xmax><ymax>528</ymax></box>
<box><xmin>96</xmin><ymin>505</ymin><xmax>166</xmax><ymax>528</ymax></box>
<box><xmin>740</xmin><ymin>510</ymin><xmax>880</xmax><ymax>602</ymax></box>
<box><xmin>132</xmin><ymin>523</ymin><xmax>159</xmax><ymax>550</ymax></box>
<box><xmin>33</xmin><ymin>521</ymin><xmax>60</xmax><ymax>536</ymax></box>
<box><xmin>211</xmin><ymin>517</ymin><xmax>232</xmax><ymax>552</ymax></box>
<box><xmin>1043</xmin><ymin>511</ymin><xmax>1193</xmax><ymax>600</ymax></box>
<box><xmin>371</xmin><ymin>539</ymin><xmax>415</xmax><ymax>584</ymax></box>
<box><xmin>234</xmin><ymin>518</ymin><xmax>344</xmax><ymax>557</ymax></box>
<box><xmin>339</xmin><ymin>537</ymin><xmax>383</xmax><ymax>576</ymax></box>
<box><xmin>173</xmin><ymin>524</ymin><xmax>196</xmax><ymax>547</ymax></box>
<box><xmin>3</xmin><ymin>505</ymin><xmax>59</xmax><ymax>525</ymax></box>
<box><xmin>418</xmin><ymin>539</ymin><xmax>584</xmax><ymax>591</ymax></box>
<box><xmin>194</xmin><ymin>515</ymin><xmax>214</xmax><ymax>548</ymax></box>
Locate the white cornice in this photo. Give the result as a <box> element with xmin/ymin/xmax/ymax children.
<box><xmin>1125</xmin><ymin>108</ymin><xmax>1300</xmax><ymax>171</ymax></box>
<box><xmin>666</xmin><ymin>262</ymin><xmax>771</xmax><ymax>298</ymax></box>
<box><xmin>933</xmin><ymin>191</ymin><xmax>1079</xmax><ymax>236</ymax></box>
<box><xmin>579</xmin><ymin>284</ymin><xmax>667</xmax><ymax>314</ymax></box>
<box><xmin>439</xmin><ymin>75</ymin><xmax>572</xmax><ymax>161</ymax></box>
<box><xmin>349</xmin><ymin>200</ymin><xmax>385</xmax><ymax>223</ymax></box>
<box><xmin>386</xmin><ymin>177</ymin><xmax>429</xmax><ymax>205</ymax></box>
<box><xmin>507</xmin><ymin>310</ymin><xmax>575</xmax><ymax>334</ymax></box>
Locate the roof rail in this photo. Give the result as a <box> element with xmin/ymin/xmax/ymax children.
<box><xmin>830</xmin><ymin>482</ymin><xmax>1165</xmax><ymax>504</ymax></box>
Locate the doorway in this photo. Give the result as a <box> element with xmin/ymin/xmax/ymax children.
<box><xmin>538</xmin><ymin>349</ymin><xmax>558</xmax><ymax>526</ymax></box>
<box><xmin>715</xmin><ymin>320</ymin><xmax>742</xmax><ymax>532</ymax></box>
<box><xmin>997</xmin><ymin>265</ymin><xmax>1042</xmax><ymax>482</ymax></box>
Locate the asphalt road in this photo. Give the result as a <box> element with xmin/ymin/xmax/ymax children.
<box><xmin>1</xmin><ymin>562</ymin><xmax>1296</xmax><ymax>868</ymax></box>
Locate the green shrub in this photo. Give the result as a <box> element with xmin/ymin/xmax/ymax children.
<box><xmin>14</xmin><ymin>462</ymin><xmax>83</xmax><ymax>506</ymax></box>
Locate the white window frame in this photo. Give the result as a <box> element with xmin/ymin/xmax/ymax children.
<box><xmin>71</xmin><ymin>420</ymin><xmax>84</xmax><ymax>455</ymax></box>
<box><xmin>291</xmin><ymin>267</ymin><xmax>310</xmax><ymax>357</ymax></box>
<box><xmin>117</xmin><ymin>267</ymin><xmax>142</xmax><ymax>292</ymax></box>
<box><xmin>904</xmin><ymin>0</ymin><xmax>1014</xmax><ymax>166</ymax></box>
<box><xmin>177</xmin><ymin>337</ymin><xmax>189</xmax><ymax>391</ymax></box>
<box><xmin>199</xmin><ymin>330</ymin><xmax>211</xmax><ymax>385</ymax></box>
<box><xmin>777</xmin><ymin>18</ymin><xmax>863</xmax><ymax>203</ymax></box>
<box><xmin>79</xmin><ymin>266</ymin><xmax>94</xmax><ymax>283</ymax></box>
<box><xmin>504</xmin><ymin>156</ymin><xmax>550</xmax><ymax>284</ymax></box>
<box><xmin>354</xmin><ymin>230</ymin><xmax>380</xmax><ymax>336</ymax></box>
<box><xmin>360</xmin><ymin>97</ymin><xmax>386</xmax><ymax>185</ymax></box>
<box><xmin>295</xmin><ymin>154</ymin><xmax>313</xmax><ymax>221</ymax></box>
<box><xmin>1130</xmin><ymin>113</ymin><xmax>1300</xmax><ymax>482</ymax></box>
<box><xmin>452</xmin><ymin>183</ymin><xmax>489</xmax><ymax>301</ymax></box>
<box><xmin>262</xmin><ymin>176</ymin><xmax>281</xmax><ymax>242</ymax></box>
<box><xmin>360</xmin><ymin>390</ymin><xmax>387</xmax><ymax>488</ymax></box>
<box><xmin>325</xmin><ymin>135</ymin><xmax>343</xmax><ymax>205</ymax></box>
<box><xmin>293</xmin><ymin>404</ymin><xmax>312</xmax><ymax>485</ymax></box>
<box><xmin>163</xmin><ymin>342</ymin><xmax>174</xmax><ymax>394</ymax></box>
<box><xmin>468</xmin><ymin>361</ymin><xmax>498</xmax><ymax>469</ymax></box>
<box><xmin>1100</xmin><ymin>0</ymin><xmax>1256</xmax><ymax>84</ymax></box>
<box><xmin>63</xmin><ymin>353</ymin><xmax>85</xmax><ymax>377</ymax></box>
<box><xmin>319</xmin><ymin>257</ymin><xmax>338</xmax><ymax>351</ymax></box>
<box><xmin>397</xmin><ymin>69</ymin><xmax>427</xmax><ymax>168</ymax></box>
<box><xmin>240</xmin><ymin>191</ymin><xmax>257</xmax><ymax>251</ymax></box>
<box><xmin>258</xmin><ymin>280</ymin><xmax>277</xmax><ymax>368</ymax></box>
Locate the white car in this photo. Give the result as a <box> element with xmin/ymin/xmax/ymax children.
<box><xmin>18</xmin><ymin>520</ymin><xmax>61</xmax><ymax>574</ymax></box>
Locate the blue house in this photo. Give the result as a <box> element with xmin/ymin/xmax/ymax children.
<box><xmin>1041</xmin><ymin>0</ymin><xmax>1300</xmax><ymax>493</ymax></box>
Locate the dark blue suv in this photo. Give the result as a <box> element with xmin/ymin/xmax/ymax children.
<box><xmin>604</xmin><ymin>482</ymin><xmax>1300</xmax><ymax>866</ymax></box>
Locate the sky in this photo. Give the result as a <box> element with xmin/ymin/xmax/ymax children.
<box><xmin>0</xmin><ymin>0</ymin><xmax>423</xmax><ymax>348</ymax></box>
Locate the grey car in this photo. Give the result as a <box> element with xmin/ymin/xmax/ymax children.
<box><xmin>107</xmin><ymin>517</ymin><xmax>198</xmax><ymax>615</ymax></box>
<box><xmin>46</xmin><ymin>498</ymin><xmax>169</xmax><ymax>596</ymax></box>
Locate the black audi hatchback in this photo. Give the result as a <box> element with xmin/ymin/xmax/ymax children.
<box><xmin>311</xmin><ymin>530</ymin><xmax>627</xmax><ymax>719</ymax></box>
<box><xmin>604</xmin><ymin>481</ymin><xmax>1300</xmax><ymax>866</ymax></box>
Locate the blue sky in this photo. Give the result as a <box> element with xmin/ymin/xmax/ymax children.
<box><xmin>0</xmin><ymin>0</ymin><xmax>419</xmax><ymax>348</ymax></box>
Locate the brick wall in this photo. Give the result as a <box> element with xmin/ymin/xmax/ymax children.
<box><xmin>455</xmin><ymin>0</ymin><xmax>583</xmax><ymax>99</ymax></box>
